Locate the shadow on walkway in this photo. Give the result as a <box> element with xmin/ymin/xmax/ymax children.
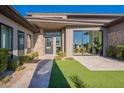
<box><xmin>28</xmin><ymin>59</ymin><xmax>52</xmax><ymax>88</ymax></box>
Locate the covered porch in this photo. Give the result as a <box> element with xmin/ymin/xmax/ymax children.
<box><xmin>26</xmin><ymin>16</ymin><xmax>108</xmax><ymax>57</ymax></box>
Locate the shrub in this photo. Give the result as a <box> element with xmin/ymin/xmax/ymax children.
<box><xmin>19</xmin><ymin>56</ymin><xmax>27</xmax><ymax>65</ymax></box>
<box><xmin>0</xmin><ymin>48</ymin><xmax>9</xmax><ymax>72</ymax></box>
<box><xmin>8</xmin><ymin>58</ymin><xmax>19</xmax><ymax>71</ymax></box>
<box><xmin>34</xmin><ymin>52</ymin><xmax>38</xmax><ymax>58</ymax></box>
<box><xmin>19</xmin><ymin>52</ymin><xmax>38</xmax><ymax>64</ymax></box>
<box><xmin>27</xmin><ymin>52</ymin><xmax>37</xmax><ymax>60</ymax></box>
<box><xmin>116</xmin><ymin>52</ymin><xmax>123</xmax><ymax>60</ymax></box>
<box><xmin>107</xmin><ymin>46</ymin><xmax>116</xmax><ymax>57</ymax></box>
<box><xmin>57</xmin><ymin>51</ymin><xmax>65</xmax><ymax>58</ymax></box>
<box><xmin>116</xmin><ymin>45</ymin><xmax>124</xmax><ymax>60</ymax></box>
<box><xmin>107</xmin><ymin>45</ymin><xmax>124</xmax><ymax>60</ymax></box>
<box><xmin>28</xmin><ymin>53</ymin><xmax>34</xmax><ymax>60</ymax></box>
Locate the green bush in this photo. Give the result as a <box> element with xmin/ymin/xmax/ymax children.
<box><xmin>34</xmin><ymin>52</ymin><xmax>38</xmax><ymax>58</ymax></box>
<box><xmin>116</xmin><ymin>45</ymin><xmax>124</xmax><ymax>60</ymax></box>
<box><xmin>107</xmin><ymin>45</ymin><xmax>124</xmax><ymax>60</ymax></box>
<box><xmin>27</xmin><ymin>53</ymin><xmax>35</xmax><ymax>60</ymax></box>
<box><xmin>8</xmin><ymin>58</ymin><xmax>19</xmax><ymax>71</ymax></box>
<box><xmin>19</xmin><ymin>56</ymin><xmax>27</xmax><ymax>65</ymax></box>
<box><xmin>0</xmin><ymin>48</ymin><xmax>9</xmax><ymax>72</ymax></box>
<box><xmin>19</xmin><ymin>52</ymin><xmax>38</xmax><ymax>64</ymax></box>
<box><xmin>116</xmin><ymin>52</ymin><xmax>123</xmax><ymax>60</ymax></box>
<box><xmin>57</xmin><ymin>51</ymin><xmax>65</xmax><ymax>58</ymax></box>
<box><xmin>107</xmin><ymin>46</ymin><xmax>116</xmax><ymax>57</ymax></box>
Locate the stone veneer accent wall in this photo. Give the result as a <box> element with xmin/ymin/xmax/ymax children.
<box><xmin>108</xmin><ymin>22</ymin><xmax>124</xmax><ymax>46</ymax></box>
<box><xmin>33</xmin><ymin>29</ymin><xmax>44</xmax><ymax>57</ymax></box>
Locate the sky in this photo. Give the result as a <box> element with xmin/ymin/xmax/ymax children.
<box><xmin>13</xmin><ymin>5</ymin><xmax>124</xmax><ymax>16</ymax></box>
<box><xmin>74</xmin><ymin>32</ymin><xmax>89</xmax><ymax>44</ymax></box>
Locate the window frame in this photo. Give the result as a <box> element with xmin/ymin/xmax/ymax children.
<box><xmin>18</xmin><ymin>30</ymin><xmax>25</xmax><ymax>56</ymax></box>
<box><xmin>0</xmin><ymin>23</ymin><xmax>13</xmax><ymax>59</ymax></box>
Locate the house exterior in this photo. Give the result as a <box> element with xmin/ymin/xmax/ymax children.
<box><xmin>0</xmin><ymin>5</ymin><xmax>124</xmax><ymax>59</ymax></box>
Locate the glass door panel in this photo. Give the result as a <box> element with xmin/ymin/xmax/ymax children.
<box><xmin>82</xmin><ymin>31</ymin><xmax>93</xmax><ymax>55</ymax></box>
<box><xmin>73</xmin><ymin>31</ymin><xmax>83</xmax><ymax>56</ymax></box>
<box><xmin>92</xmin><ymin>31</ymin><xmax>103</xmax><ymax>55</ymax></box>
<box><xmin>45</xmin><ymin>37</ymin><xmax>53</xmax><ymax>54</ymax></box>
<box><xmin>73</xmin><ymin>31</ymin><xmax>103</xmax><ymax>56</ymax></box>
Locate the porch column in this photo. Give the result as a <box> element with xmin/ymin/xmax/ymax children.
<box><xmin>65</xmin><ymin>28</ymin><xmax>73</xmax><ymax>57</ymax></box>
<box><xmin>13</xmin><ymin>28</ymin><xmax>18</xmax><ymax>58</ymax></box>
<box><xmin>102</xmin><ymin>28</ymin><xmax>108</xmax><ymax>56</ymax></box>
<box><xmin>33</xmin><ymin>29</ymin><xmax>44</xmax><ymax>58</ymax></box>
<box><xmin>24</xmin><ymin>32</ymin><xmax>27</xmax><ymax>55</ymax></box>
<box><xmin>61</xmin><ymin>29</ymin><xmax>65</xmax><ymax>52</ymax></box>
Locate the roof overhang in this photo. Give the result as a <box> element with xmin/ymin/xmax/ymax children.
<box><xmin>26</xmin><ymin>17</ymin><xmax>105</xmax><ymax>29</ymax></box>
<box><xmin>104</xmin><ymin>17</ymin><xmax>124</xmax><ymax>27</ymax></box>
<box><xmin>0</xmin><ymin>6</ymin><xmax>39</xmax><ymax>33</ymax></box>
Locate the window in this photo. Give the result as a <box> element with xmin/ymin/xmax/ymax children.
<box><xmin>27</xmin><ymin>34</ymin><xmax>32</xmax><ymax>53</ymax></box>
<box><xmin>56</xmin><ymin>37</ymin><xmax>61</xmax><ymax>53</ymax></box>
<box><xmin>73</xmin><ymin>30</ymin><xmax>103</xmax><ymax>56</ymax></box>
<box><xmin>18</xmin><ymin>31</ymin><xmax>25</xmax><ymax>57</ymax></box>
<box><xmin>0</xmin><ymin>23</ymin><xmax>13</xmax><ymax>59</ymax></box>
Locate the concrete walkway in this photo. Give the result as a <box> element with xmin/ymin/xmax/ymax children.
<box><xmin>1</xmin><ymin>63</ymin><xmax>38</xmax><ymax>88</ymax></box>
<box><xmin>1</xmin><ymin>55</ymin><xmax>54</xmax><ymax>88</ymax></box>
<box><xmin>73</xmin><ymin>56</ymin><xmax>124</xmax><ymax>71</ymax></box>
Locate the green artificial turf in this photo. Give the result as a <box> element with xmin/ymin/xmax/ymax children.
<box><xmin>49</xmin><ymin>59</ymin><xmax>124</xmax><ymax>88</ymax></box>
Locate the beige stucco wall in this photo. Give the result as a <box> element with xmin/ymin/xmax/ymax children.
<box><xmin>65</xmin><ymin>27</ymin><xmax>101</xmax><ymax>57</ymax></box>
<box><xmin>108</xmin><ymin>22</ymin><xmax>124</xmax><ymax>46</ymax></box>
<box><xmin>0</xmin><ymin>14</ymin><xmax>34</xmax><ymax>58</ymax></box>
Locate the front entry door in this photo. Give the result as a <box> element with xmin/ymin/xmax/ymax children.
<box><xmin>45</xmin><ymin>37</ymin><xmax>53</xmax><ymax>54</ymax></box>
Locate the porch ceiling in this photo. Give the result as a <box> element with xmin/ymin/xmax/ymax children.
<box><xmin>26</xmin><ymin>18</ymin><xmax>105</xmax><ymax>30</ymax></box>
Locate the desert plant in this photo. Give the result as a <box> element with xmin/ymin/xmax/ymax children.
<box><xmin>28</xmin><ymin>53</ymin><xmax>34</xmax><ymax>60</ymax></box>
<box><xmin>116</xmin><ymin>45</ymin><xmax>124</xmax><ymax>60</ymax></box>
<box><xmin>0</xmin><ymin>48</ymin><xmax>9</xmax><ymax>72</ymax></box>
<box><xmin>19</xmin><ymin>52</ymin><xmax>39</xmax><ymax>64</ymax></box>
<box><xmin>19</xmin><ymin>56</ymin><xmax>27</xmax><ymax>65</ymax></box>
<box><xmin>34</xmin><ymin>52</ymin><xmax>38</xmax><ymax>58</ymax></box>
<box><xmin>107</xmin><ymin>46</ymin><xmax>116</xmax><ymax>57</ymax></box>
<box><xmin>116</xmin><ymin>52</ymin><xmax>123</xmax><ymax>60</ymax></box>
<box><xmin>8</xmin><ymin>58</ymin><xmax>19</xmax><ymax>71</ymax></box>
<box><xmin>57</xmin><ymin>51</ymin><xmax>65</xmax><ymax>58</ymax></box>
<box><xmin>69</xmin><ymin>75</ymin><xmax>86</xmax><ymax>88</ymax></box>
<box><xmin>107</xmin><ymin>45</ymin><xmax>124</xmax><ymax>60</ymax></box>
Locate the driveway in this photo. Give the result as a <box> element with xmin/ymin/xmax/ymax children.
<box><xmin>73</xmin><ymin>56</ymin><xmax>124</xmax><ymax>71</ymax></box>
